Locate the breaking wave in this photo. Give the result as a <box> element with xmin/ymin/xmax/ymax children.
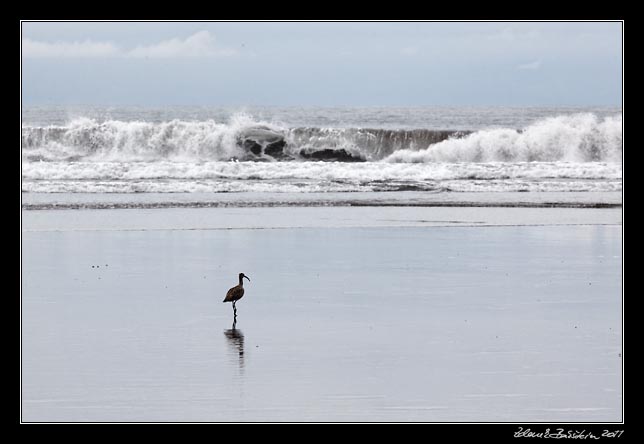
<box><xmin>386</xmin><ymin>114</ymin><xmax>622</xmax><ymax>163</ymax></box>
<box><xmin>21</xmin><ymin>112</ymin><xmax>622</xmax><ymax>194</ymax></box>
<box><xmin>22</xmin><ymin>113</ymin><xmax>621</xmax><ymax>164</ymax></box>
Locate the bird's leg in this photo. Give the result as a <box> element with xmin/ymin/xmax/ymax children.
<box><xmin>232</xmin><ymin>300</ymin><xmax>237</xmax><ymax>323</ymax></box>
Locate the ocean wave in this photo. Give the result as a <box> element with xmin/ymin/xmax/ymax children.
<box><xmin>385</xmin><ymin>114</ymin><xmax>622</xmax><ymax>163</ymax></box>
<box><xmin>22</xmin><ymin>115</ymin><xmax>253</xmax><ymax>162</ymax></box>
<box><xmin>22</xmin><ymin>113</ymin><xmax>622</xmax><ymax>164</ymax></box>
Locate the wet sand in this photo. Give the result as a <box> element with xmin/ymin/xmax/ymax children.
<box><xmin>21</xmin><ymin>207</ymin><xmax>622</xmax><ymax>422</ymax></box>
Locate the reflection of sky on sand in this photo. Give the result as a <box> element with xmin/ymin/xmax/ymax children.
<box><xmin>22</xmin><ymin>223</ymin><xmax>622</xmax><ymax>422</ymax></box>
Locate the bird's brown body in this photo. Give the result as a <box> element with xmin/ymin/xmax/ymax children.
<box><xmin>223</xmin><ymin>273</ymin><xmax>250</xmax><ymax>303</ymax></box>
<box><xmin>223</xmin><ymin>284</ymin><xmax>245</xmax><ymax>303</ymax></box>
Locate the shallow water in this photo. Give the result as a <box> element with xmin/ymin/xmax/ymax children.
<box><xmin>21</xmin><ymin>222</ymin><xmax>622</xmax><ymax>422</ymax></box>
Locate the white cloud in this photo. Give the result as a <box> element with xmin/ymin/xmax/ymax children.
<box><xmin>22</xmin><ymin>31</ymin><xmax>236</xmax><ymax>59</ymax></box>
<box><xmin>517</xmin><ymin>60</ymin><xmax>542</xmax><ymax>70</ymax></box>
<box><xmin>22</xmin><ymin>38</ymin><xmax>120</xmax><ymax>58</ymax></box>
<box><xmin>127</xmin><ymin>31</ymin><xmax>236</xmax><ymax>58</ymax></box>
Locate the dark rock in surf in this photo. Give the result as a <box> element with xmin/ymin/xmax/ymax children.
<box><xmin>236</xmin><ymin>126</ymin><xmax>365</xmax><ymax>162</ymax></box>
<box><xmin>299</xmin><ymin>148</ymin><xmax>365</xmax><ymax>162</ymax></box>
<box><xmin>264</xmin><ymin>139</ymin><xmax>288</xmax><ymax>158</ymax></box>
<box><xmin>241</xmin><ymin>139</ymin><xmax>263</xmax><ymax>156</ymax></box>
<box><xmin>237</xmin><ymin>127</ymin><xmax>289</xmax><ymax>159</ymax></box>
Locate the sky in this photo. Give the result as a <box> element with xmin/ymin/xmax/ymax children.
<box><xmin>21</xmin><ymin>22</ymin><xmax>623</xmax><ymax>107</ymax></box>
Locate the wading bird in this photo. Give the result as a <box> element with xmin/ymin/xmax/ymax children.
<box><xmin>224</xmin><ymin>273</ymin><xmax>250</xmax><ymax>322</ymax></box>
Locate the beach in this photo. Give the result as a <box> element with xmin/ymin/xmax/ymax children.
<box><xmin>21</xmin><ymin>103</ymin><xmax>623</xmax><ymax>422</ymax></box>
<box><xmin>21</xmin><ymin>204</ymin><xmax>622</xmax><ymax>422</ymax></box>
<box><xmin>21</xmin><ymin>21</ymin><xmax>623</xmax><ymax>424</ymax></box>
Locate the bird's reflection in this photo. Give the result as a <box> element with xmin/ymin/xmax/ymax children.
<box><xmin>224</xmin><ymin>323</ymin><xmax>245</xmax><ymax>371</ymax></box>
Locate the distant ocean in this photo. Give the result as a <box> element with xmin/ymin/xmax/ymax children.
<box><xmin>21</xmin><ymin>106</ymin><xmax>622</xmax><ymax>209</ymax></box>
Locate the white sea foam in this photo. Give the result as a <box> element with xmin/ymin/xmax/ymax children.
<box><xmin>22</xmin><ymin>113</ymin><xmax>286</xmax><ymax>162</ymax></box>
<box><xmin>22</xmin><ymin>160</ymin><xmax>622</xmax><ymax>193</ymax></box>
<box><xmin>385</xmin><ymin>114</ymin><xmax>622</xmax><ymax>163</ymax></box>
<box><xmin>22</xmin><ymin>160</ymin><xmax>623</xmax><ymax>181</ymax></box>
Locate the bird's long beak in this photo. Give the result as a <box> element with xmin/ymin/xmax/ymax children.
<box><xmin>244</xmin><ymin>275</ymin><xmax>251</xmax><ymax>282</ymax></box>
